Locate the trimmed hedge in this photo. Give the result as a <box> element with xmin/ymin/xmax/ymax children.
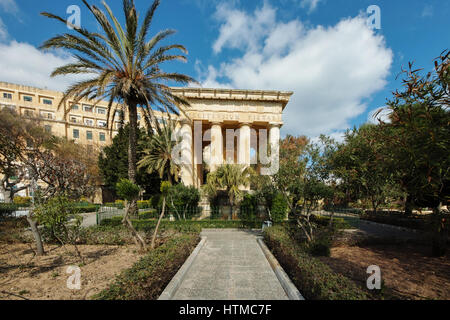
<box><xmin>100</xmin><ymin>217</ymin><xmax>264</xmax><ymax>232</ymax></box>
<box><xmin>361</xmin><ymin>211</ymin><xmax>428</xmax><ymax>230</ymax></box>
<box><xmin>93</xmin><ymin>233</ymin><xmax>200</xmax><ymax>300</ymax></box>
<box><xmin>263</xmin><ymin>225</ymin><xmax>368</xmax><ymax>300</ymax></box>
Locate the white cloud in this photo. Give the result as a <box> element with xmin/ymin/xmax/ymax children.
<box><xmin>367</xmin><ymin>107</ymin><xmax>391</xmax><ymax>124</ymax></box>
<box><xmin>0</xmin><ymin>0</ymin><xmax>19</xmax><ymax>14</ymax></box>
<box><xmin>200</xmin><ymin>3</ymin><xmax>393</xmax><ymax>137</ymax></box>
<box><xmin>0</xmin><ymin>41</ymin><xmax>91</xmax><ymax>92</ymax></box>
<box><xmin>300</xmin><ymin>0</ymin><xmax>323</xmax><ymax>14</ymax></box>
<box><xmin>421</xmin><ymin>5</ymin><xmax>433</xmax><ymax>17</ymax></box>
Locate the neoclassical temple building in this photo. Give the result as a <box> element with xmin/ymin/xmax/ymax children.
<box><xmin>0</xmin><ymin>82</ymin><xmax>292</xmax><ymax>200</ymax></box>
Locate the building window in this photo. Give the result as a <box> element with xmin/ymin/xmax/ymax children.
<box><xmin>97</xmin><ymin>107</ymin><xmax>106</xmax><ymax>115</ymax></box>
<box><xmin>69</xmin><ymin>116</ymin><xmax>79</xmax><ymax>123</ymax></box>
<box><xmin>83</xmin><ymin>105</ymin><xmax>93</xmax><ymax>112</ymax></box>
<box><xmin>71</xmin><ymin>104</ymin><xmax>79</xmax><ymax>111</ymax></box>
<box><xmin>84</xmin><ymin>119</ymin><xmax>94</xmax><ymax>126</ymax></box>
<box><xmin>3</xmin><ymin>93</ymin><xmax>12</xmax><ymax>99</ymax></box>
<box><xmin>98</xmin><ymin>120</ymin><xmax>107</xmax><ymax>128</ymax></box>
<box><xmin>73</xmin><ymin>129</ymin><xmax>80</xmax><ymax>139</ymax></box>
<box><xmin>137</xmin><ymin>114</ymin><xmax>141</xmax><ymax>121</ymax></box>
<box><xmin>114</xmin><ymin>110</ymin><xmax>123</xmax><ymax>118</ymax></box>
<box><xmin>44</xmin><ymin>125</ymin><xmax>52</xmax><ymax>133</ymax></box>
<box><xmin>99</xmin><ymin>132</ymin><xmax>106</xmax><ymax>142</ymax></box>
<box><xmin>43</xmin><ymin>99</ymin><xmax>53</xmax><ymax>105</ymax></box>
<box><xmin>41</xmin><ymin>112</ymin><xmax>54</xmax><ymax>120</ymax></box>
<box><xmin>24</xmin><ymin>110</ymin><xmax>34</xmax><ymax>117</ymax></box>
<box><xmin>24</xmin><ymin>96</ymin><xmax>33</xmax><ymax>102</ymax></box>
<box><xmin>86</xmin><ymin>131</ymin><xmax>93</xmax><ymax>140</ymax></box>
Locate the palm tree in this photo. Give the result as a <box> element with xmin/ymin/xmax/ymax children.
<box><xmin>41</xmin><ymin>0</ymin><xmax>196</xmax><ymax>250</ymax></box>
<box><xmin>137</xmin><ymin>120</ymin><xmax>180</xmax><ymax>184</ymax></box>
<box><xmin>204</xmin><ymin>164</ymin><xmax>253</xmax><ymax>220</ymax></box>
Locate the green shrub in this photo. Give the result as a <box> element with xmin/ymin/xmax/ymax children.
<box><xmin>137</xmin><ymin>200</ymin><xmax>151</xmax><ymax>209</ymax></box>
<box><xmin>239</xmin><ymin>194</ymin><xmax>258</xmax><ymax>221</ymax></box>
<box><xmin>116</xmin><ymin>179</ymin><xmax>140</xmax><ymax>202</ymax></box>
<box><xmin>150</xmin><ymin>194</ymin><xmax>161</xmax><ymax>208</ymax></box>
<box><xmin>0</xmin><ymin>203</ymin><xmax>19</xmax><ymax>218</ymax></box>
<box><xmin>99</xmin><ymin>217</ymin><xmax>263</xmax><ymax>232</ymax></box>
<box><xmin>263</xmin><ymin>225</ymin><xmax>368</xmax><ymax>300</ymax></box>
<box><xmin>93</xmin><ymin>233</ymin><xmax>200</xmax><ymax>300</ymax></box>
<box><xmin>13</xmin><ymin>196</ymin><xmax>32</xmax><ymax>206</ymax></box>
<box><xmin>138</xmin><ymin>209</ymin><xmax>158</xmax><ymax>220</ymax></box>
<box><xmin>271</xmin><ymin>193</ymin><xmax>288</xmax><ymax>222</ymax></box>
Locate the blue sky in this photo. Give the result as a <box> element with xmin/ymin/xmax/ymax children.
<box><xmin>0</xmin><ymin>0</ymin><xmax>448</xmax><ymax>139</ymax></box>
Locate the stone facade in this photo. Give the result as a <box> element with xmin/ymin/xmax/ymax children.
<box><xmin>0</xmin><ymin>82</ymin><xmax>292</xmax><ymax>201</ymax></box>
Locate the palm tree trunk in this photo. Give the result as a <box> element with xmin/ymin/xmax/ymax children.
<box><xmin>124</xmin><ymin>100</ymin><xmax>146</xmax><ymax>250</ymax></box>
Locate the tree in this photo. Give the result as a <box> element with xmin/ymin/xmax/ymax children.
<box><xmin>116</xmin><ymin>178</ymin><xmax>147</xmax><ymax>251</ymax></box>
<box><xmin>41</xmin><ymin>0</ymin><xmax>196</xmax><ymax>249</ymax></box>
<box><xmin>331</xmin><ymin>124</ymin><xmax>395</xmax><ymax>213</ymax></box>
<box><xmin>376</xmin><ymin>50</ymin><xmax>449</xmax><ymax>256</ymax></box>
<box><xmin>273</xmin><ymin>135</ymin><xmax>309</xmax><ymax>212</ymax></box>
<box><xmin>138</xmin><ymin>121</ymin><xmax>181</xmax><ymax>185</ymax></box>
<box><xmin>151</xmin><ymin>181</ymin><xmax>171</xmax><ymax>249</ymax></box>
<box><xmin>0</xmin><ymin>109</ymin><xmax>98</xmax><ymax>255</ymax></box>
<box><xmin>98</xmin><ymin>124</ymin><xmax>161</xmax><ymax>199</ymax></box>
<box><xmin>0</xmin><ymin>108</ymin><xmax>56</xmax><ymax>203</ymax></box>
<box><xmin>377</xmin><ymin>51</ymin><xmax>449</xmax><ymax>215</ymax></box>
<box><xmin>35</xmin><ymin>196</ymin><xmax>85</xmax><ymax>263</ymax></box>
<box><xmin>203</xmin><ymin>164</ymin><xmax>253</xmax><ymax>220</ymax></box>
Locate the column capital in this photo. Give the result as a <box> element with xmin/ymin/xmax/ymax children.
<box><xmin>239</xmin><ymin>122</ymin><xmax>252</xmax><ymax>128</ymax></box>
<box><xmin>180</xmin><ymin>118</ymin><xmax>192</xmax><ymax>126</ymax></box>
<box><xmin>269</xmin><ymin>122</ymin><xmax>282</xmax><ymax>128</ymax></box>
<box><xmin>210</xmin><ymin>121</ymin><xmax>223</xmax><ymax>126</ymax></box>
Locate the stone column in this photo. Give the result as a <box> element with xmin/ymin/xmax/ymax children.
<box><xmin>261</xmin><ymin>123</ymin><xmax>280</xmax><ymax>176</ymax></box>
<box><xmin>238</xmin><ymin>123</ymin><xmax>251</xmax><ymax>167</ymax></box>
<box><xmin>180</xmin><ymin>120</ymin><xmax>194</xmax><ymax>186</ymax></box>
<box><xmin>210</xmin><ymin>122</ymin><xmax>223</xmax><ymax>171</ymax></box>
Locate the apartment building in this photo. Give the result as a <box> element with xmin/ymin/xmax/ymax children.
<box><xmin>0</xmin><ymin>81</ymin><xmax>169</xmax><ymax>150</ymax></box>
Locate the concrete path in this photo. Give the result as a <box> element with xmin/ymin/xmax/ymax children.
<box><xmin>171</xmin><ymin>229</ymin><xmax>289</xmax><ymax>300</ymax></box>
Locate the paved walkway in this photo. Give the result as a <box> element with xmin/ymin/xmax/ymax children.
<box><xmin>172</xmin><ymin>229</ymin><xmax>289</xmax><ymax>300</ymax></box>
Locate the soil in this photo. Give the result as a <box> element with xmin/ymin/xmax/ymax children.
<box><xmin>0</xmin><ymin>243</ymin><xmax>143</xmax><ymax>300</ymax></box>
<box><xmin>319</xmin><ymin>243</ymin><xmax>450</xmax><ymax>300</ymax></box>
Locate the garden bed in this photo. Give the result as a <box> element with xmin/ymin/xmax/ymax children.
<box><xmin>263</xmin><ymin>225</ymin><xmax>369</xmax><ymax>300</ymax></box>
<box><xmin>94</xmin><ymin>233</ymin><xmax>200</xmax><ymax>300</ymax></box>
<box><xmin>0</xmin><ymin>243</ymin><xmax>144</xmax><ymax>300</ymax></box>
<box><xmin>318</xmin><ymin>243</ymin><xmax>450</xmax><ymax>300</ymax></box>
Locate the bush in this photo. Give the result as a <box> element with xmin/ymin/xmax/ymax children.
<box><xmin>100</xmin><ymin>217</ymin><xmax>264</xmax><ymax>232</ymax></box>
<box><xmin>13</xmin><ymin>196</ymin><xmax>32</xmax><ymax>206</ymax></box>
<box><xmin>239</xmin><ymin>194</ymin><xmax>258</xmax><ymax>221</ymax></box>
<box><xmin>116</xmin><ymin>179</ymin><xmax>140</xmax><ymax>202</ymax></box>
<box><xmin>93</xmin><ymin>233</ymin><xmax>200</xmax><ymax>300</ymax></box>
<box><xmin>74</xmin><ymin>204</ymin><xmax>100</xmax><ymax>213</ymax></box>
<box><xmin>271</xmin><ymin>193</ymin><xmax>288</xmax><ymax>222</ymax></box>
<box><xmin>137</xmin><ymin>200</ymin><xmax>151</xmax><ymax>209</ymax></box>
<box><xmin>263</xmin><ymin>225</ymin><xmax>368</xmax><ymax>300</ymax></box>
<box><xmin>0</xmin><ymin>203</ymin><xmax>19</xmax><ymax>218</ymax></box>
<box><xmin>138</xmin><ymin>209</ymin><xmax>158</xmax><ymax>220</ymax></box>
<box><xmin>35</xmin><ymin>196</ymin><xmax>83</xmax><ymax>246</ymax></box>
<box><xmin>166</xmin><ymin>184</ymin><xmax>200</xmax><ymax>220</ymax></box>
<box><xmin>150</xmin><ymin>194</ymin><xmax>161</xmax><ymax>208</ymax></box>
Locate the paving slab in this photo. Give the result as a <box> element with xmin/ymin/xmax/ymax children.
<box><xmin>171</xmin><ymin>229</ymin><xmax>289</xmax><ymax>300</ymax></box>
